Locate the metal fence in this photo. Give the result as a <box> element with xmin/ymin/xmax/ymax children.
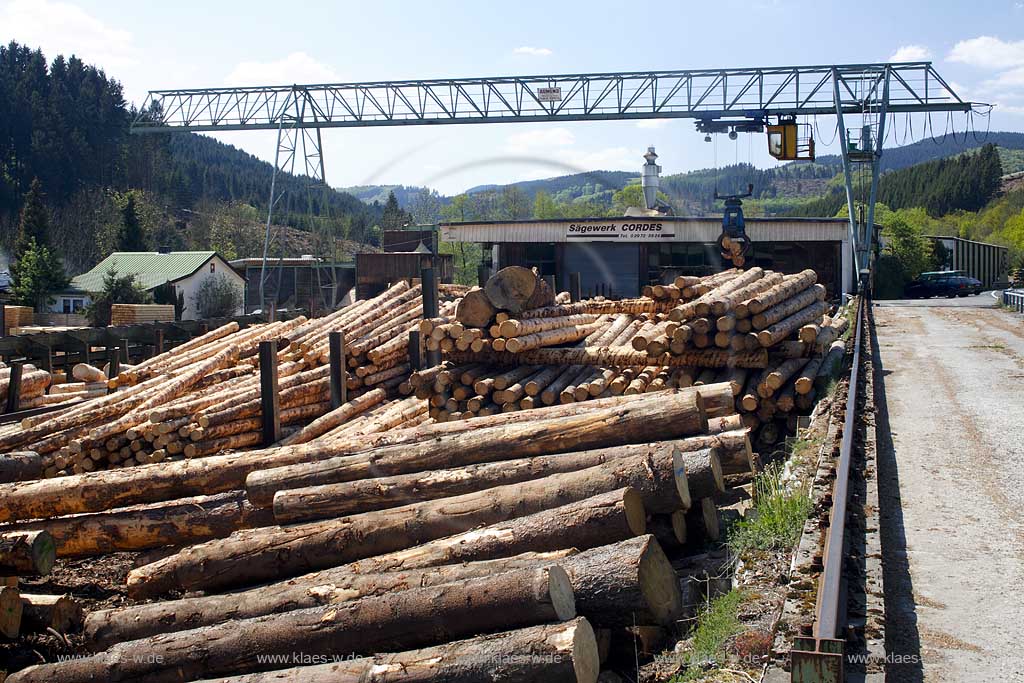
<box><xmin>1003</xmin><ymin>289</ymin><xmax>1024</xmax><ymax>313</ymax></box>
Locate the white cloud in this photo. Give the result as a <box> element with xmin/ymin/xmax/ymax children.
<box><xmin>947</xmin><ymin>36</ymin><xmax>1024</xmax><ymax>69</ymax></box>
<box><xmin>513</xmin><ymin>46</ymin><xmax>553</xmax><ymax>57</ymax></box>
<box><xmin>504</xmin><ymin>127</ymin><xmax>575</xmax><ymax>153</ymax></box>
<box><xmin>889</xmin><ymin>45</ymin><xmax>932</xmax><ymax>62</ymax></box>
<box><xmin>225</xmin><ymin>52</ymin><xmax>339</xmax><ymax>87</ymax></box>
<box><xmin>0</xmin><ymin>0</ymin><xmax>136</xmax><ymax>69</ymax></box>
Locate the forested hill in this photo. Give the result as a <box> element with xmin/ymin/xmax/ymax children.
<box><xmin>809</xmin><ymin>131</ymin><xmax>1024</xmax><ymax>173</ymax></box>
<box><xmin>788</xmin><ymin>143</ymin><xmax>1005</xmax><ymax>218</ymax></box>
<box><xmin>1</xmin><ymin>41</ymin><xmax>377</xmax><ymax>273</ymax></box>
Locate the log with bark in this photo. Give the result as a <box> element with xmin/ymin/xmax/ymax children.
<box><xmin>484</xmin><ymin>266</ymin><xmax>555</xmax><ymax>314</ymax></box>
<box><xmin>0</xmin><ymin>451</ymin><xmax>42</xmax><ymax>484</ymax></box>
<box><xmin>176</xmin><ymin>620</ymin><xmax>602</xmax><ymax>683</ymax></box>
<box><xmin>10</xmin><ymin>566</ymin><xmax>578</xmax><ymax>683</ymax></box>
<box><xmin>272</xmin><ymin>441</ymin><xmax>689</xmax><ymax>522</ymax></box>
<box><xmin>5</xmin><ymin>492</ymin><xmax>273</xmax><ymax>559</ymax></box>
<box><xmin>0</xmin><ymin>530</ymin><xmax>55</xmax><ymax>576</ymax></box>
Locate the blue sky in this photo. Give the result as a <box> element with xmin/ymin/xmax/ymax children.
<box><xmin>2</xmin><ymin>0</ymin><xmax>1023</xmax><ymax>194</ymax></box>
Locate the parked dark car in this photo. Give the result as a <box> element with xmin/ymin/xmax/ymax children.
<box><xmin>904</xmin><ymin>275</ymin><xmax>982</xmax><ymax>298</ymax></box>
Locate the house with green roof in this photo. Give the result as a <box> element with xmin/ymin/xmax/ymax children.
<box><xmin>56</xmin><ymin>250</ymin><xmax>244</xmax><ymax>321</ymax></box>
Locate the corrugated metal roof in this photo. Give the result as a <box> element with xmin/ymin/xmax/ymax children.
<box><xmin>70</xmin><ymin>252</ymin><xmax>217</xmax><ymax>293</ymax></box>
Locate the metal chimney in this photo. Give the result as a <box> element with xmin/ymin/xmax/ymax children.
<box><xmin>641</xmin><ymin>146</ymin><xmax>661</xmax><ymax>210</ymax></box>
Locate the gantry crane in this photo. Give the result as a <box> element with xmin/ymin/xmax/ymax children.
<box><xmin>132</xmin><ymin>62</ymin><xmax>986</xmax><ymax>302</ymax></box>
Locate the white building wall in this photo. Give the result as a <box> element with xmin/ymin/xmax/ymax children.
<box><xmin>176</xmin><ymin>257</ymin><xmax>245</xmax><ymax>321</ymax></box>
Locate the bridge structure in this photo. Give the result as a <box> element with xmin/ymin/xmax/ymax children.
<box><xmin>131</xmin><ymin>62</ymin><xmax>985</xmax><ymax>309</ymax></box>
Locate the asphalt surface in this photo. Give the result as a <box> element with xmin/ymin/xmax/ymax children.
<box><xmin>871</xmin><ymin>293</ymin><xmax>1024</xmax><ymax>682</ymax></box>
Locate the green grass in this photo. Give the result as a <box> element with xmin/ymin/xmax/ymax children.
<box><xmin>671</xmin><ymin>590</ymin><xmax>748</xmax><ymax>681</ymax></box>
<box><xmin>726</xmin><ymin>462</ymin><xmax>813</xmax><ymax>557</ymax></box>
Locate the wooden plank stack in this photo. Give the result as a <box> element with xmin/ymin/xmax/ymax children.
<box><xmin>2</xmin><ymin>306</ymin><xmax>34</xmax><ymax>336</ymax></box>
<box><xmin>109</xmin><ymin>304</ymin><xmax>175</xmax><ymax>325</ymax></box>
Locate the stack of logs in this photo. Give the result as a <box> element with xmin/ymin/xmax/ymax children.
<box><xmin>2</xmin><ymin>383</ymin><xmax>756</xmax><ymax>683</ymax></box>
<box><xmin>0</xmin><ymin>280</ymin><xmax>445</xmax><ymax>478</ymax></box>
<box><xmin>0</xmin><ymin>529</ymin><xmax>83</xmax><ymax>641</ymax></box>
<box><xmin>424</xmin><ymin>266</ymin><xmax>848</xmax><ymax>448</ymax></box>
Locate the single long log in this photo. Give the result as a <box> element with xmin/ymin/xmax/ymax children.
<box><xmin>133</xmin><ymin>451</ymin><xmax>687</xmax><ymax>596</ymax></box>
<box><xmin>245</xmin><ymin>389</ymin><xmax>707</xmax><ymax>507</ymax></box>
<box><xmin>757</xmin><ymin>301</ymin><xmax>830</xmax><ymax>348</ymax></box>
<box><xmin>179</xmin><ymin>619</ymin><xmax>602</xmax><ymax>683</ymax></box>
<box><xmin>277</xmin><ymin>389</ymin><xmax>387</xmax><ymax>446</ymax></box>
<box><xmin>11</xmin><ymin>565</ymin><xmax>577</xmax><ymax>683</ymax></box>
<box><xmin>745</xmin><ymin>269</ymin><xmax>817</xmax><ymax>316</ymax></box>
<box><xmin>0</xmin><ymin>451</ymin><xmax>42</xmax><ymax>484</ymax></box>
<box><xmin>272</xmin><ymin>441</ymin><xmax>692</xmax><ymax>523</ymax></box>
<box><xmin>86</xmin><ymin>550</ymin><xmax>577</xmax><ymax>649</ymax></box>
<box><xmin>5</xmin><ymin>492</ymin><xmax>273</xmax><ymax>558</ymax></box>
<box><xmin>448</xmin><ymin>346</ymin><xmax>769</xmax><ymax>369</ymax></box>
<box><xmin>505</xmin><ymin>321</ymin><xmax>605</xmax><ymax>353</ymax></box>
<box><xmin>0</xmin><ymin>530</ymin><xmax>55</xmax><ymax>576</ymax></box>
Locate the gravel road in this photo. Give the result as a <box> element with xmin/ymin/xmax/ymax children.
<box><xmin>872</xmin><ymin>293</ymin><xmax>1024</xmax><ymax>682</ymax></box>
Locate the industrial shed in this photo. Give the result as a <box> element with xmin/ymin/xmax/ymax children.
<box><xmin>441</xmin><ymin>216</ymin><xmax>863</xmax><ymax>298</ymax></box>
<box><xmin>926</xmin><ymin>235</ymin><xmax>1009</xmax><ymax>288</ymax></box>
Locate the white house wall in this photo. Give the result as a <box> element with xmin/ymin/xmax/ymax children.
<box><xmin>176</xmin><ymin>258</ymin><xmax>246</xmax><ymax>321</ymax></box>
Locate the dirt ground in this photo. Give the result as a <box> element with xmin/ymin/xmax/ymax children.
<box><xmin>0</xmin><ymin>552</ymin><xmax>137</xmax><ymax>673</ymax></box>
<box><xmin>872</xmin><ymin>294</ymin><xmax>1024</xmax><ymax>681</ymax></box>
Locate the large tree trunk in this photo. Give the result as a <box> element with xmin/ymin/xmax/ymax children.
<box><xmin>272</xmin><ymin>441</ymin><xmax>693</xmax><ymax>523</ymax></box>
<box><xmin>0</xmin><ymin>531</ymin><xmax>55</xmax><ymax>576</ymax></box>
<box><xmin>245</xmin><ymin>389</ymin><xmax>707</xmax><ymax>507</ymax></box>
<box><xmin>10</xmin><ymin>567</ymin><xmax>578</xmax><ymax>683</ymax></box>
<box><xmin>130</xmin><ymin>452</ymin><xmax>686</xmax><ymax>596</ymax></box>
<box><xmin>5</xmin><ymin>492</ymin><xmax>273</xmax><ymax>559</ymax></box>
<box><xmin>86</xmin><ymin>550</ymin><xmax>577</xmax><ymax>649</ymax></box>
<box><xmin>484</xmin><ymin>266</ymin><xmax>555</xmax><ymax>314</ymax></box>
<box><xmin>177</xmin><ymin>619</ymin><xmax>602</xmax><ymax>683</ymax></box>
<box><xmin>559</xmin><ymin>535</ymin><xmax>680</xmax><ymax>627</ymax></box>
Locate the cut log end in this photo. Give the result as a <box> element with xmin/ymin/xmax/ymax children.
<box><xmin>622</xmin><ymin>488</ymin><xmax>648</xmax><ymax>536</ymax></box>
<box><xmin>570</xmin><ymin>618</ymin><xmax>602</xmax><ymax>683</ymax></box>
<box><xmin>547</xmin><ymin>565</ymin><xmax>578</xmax><ymax>621</ymax></box>
<box><xmin>637</xmin><ymin>537</ymin><xmax>684</xmax><ymax>625</ymax></box>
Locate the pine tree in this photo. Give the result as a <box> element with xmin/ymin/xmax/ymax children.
<box><xmin>381</xmin><ymin>191</ymin><xmax>409</xmax><ymax>229</ymax></box>
<box><xmin>11</xmin><ymin>239</ymin><xmax>70</xmax><ymax>312</ymax></box>
<box><xmin>117</xmin><ymin>194</ymin><xmax>149</xmax><ymax>251</ymax></box>
<box><xmin>16</xmin><ymin>179</ymin><xmax>50</xmax><ymax>256</ymax></box>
